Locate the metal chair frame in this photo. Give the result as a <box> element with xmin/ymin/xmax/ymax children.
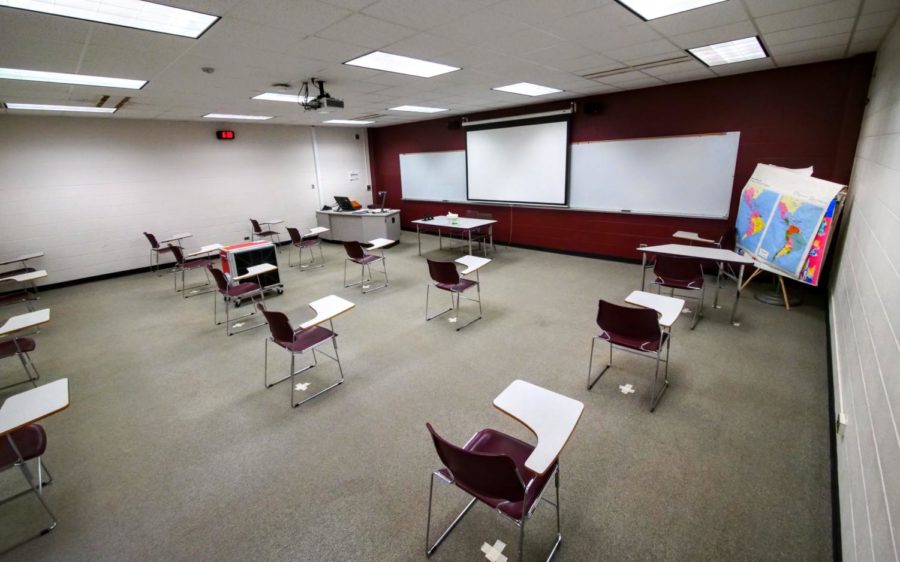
<box><xmin>169</xmin><ymin>245</ymin><xmax>213</xmax><ymax>298</ymax></box>
<box><xmin>250</xmin><ymin>219</ymin><xmax>282</xmax><ymax>247</ymax></box>
<box><xmin>425</xmin><ymin>262</ymin><xmax>482</xmax><ymax>331</ymax></box>
<box><xmin>652</xmin><ymin>276</ymin><xmax>705</xmax><ymax>330</ymax></box>
<box><xmin>425</xmin><ymin>436</ymin><xmax>562</xmax><ymax>562</ymax></box>
<box><xmin>144</xmin><ymin>232</ymin><xmax>176</xmax><ymax>276</ymax></box>
<box><xmin>0</xmin><ymin>433</ymin><xmax>56</xmax><ymax>555</ymax></box>
<box><xmin>343</xmin><ymin>246</ymin><xmax>388</xmax><ymax>294</ymax></box>
<box><xmin>0</xmin><ymin>337</ymin><xmax>41</xmax><ymax>391</ymax></box>
<box><xmin>210</xmin><ymin>267</ymin><xmax>266</xmax><ymax>336</ymax></box>
<box><xmin>287</xmin><ymin>228</ymin><xmax>325</xmax><ymax>271</ymax></box>
<box><xmin>587</xmin><ymin>328</ymin><xmax>671</xmax><ymax>412</ymax></box>
<box><xmin>262</xmin><ymin>316</ymin><xmax>345</xmax><ymax>408</ymax></box>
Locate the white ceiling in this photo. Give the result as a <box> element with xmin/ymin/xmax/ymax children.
<box><xmin>0</xmin><ymin>0</ymin><xmax>896</xmax><ymax>127</ymax></box>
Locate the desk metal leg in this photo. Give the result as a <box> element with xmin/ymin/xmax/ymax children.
<box><xmin>731</xmin><ymin>264</ymin><xmax>745</xmax><ymax>326</ymax></box>
<box><xmin>417</xmin><ymin>224</ymin><xmax>421</xmax><ymax>256</ymax></box>
<box><xmin>438</xmin><ymin>228</ymin><xmax>442</xmax><ymax>250</ymax></box>
<box><xmin>640</xmin><ymin>252</ymin><xmax>647</xmax><ymax>291</ymax></box>
<box><xmin>714</xmin><ymin>262</ymin><xmax>723</xmax><ymax>309</ymax></box>
<box><xmin>468</xmin><ymin>231</ymin><xmax>473</xmax><ymax>256</ymax></box>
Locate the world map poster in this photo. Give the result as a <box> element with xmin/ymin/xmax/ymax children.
<box><xmin>735</xmin><ymin>184</ymin><xmax>780</xmax><ymax>253</ymax></box>
<box><xmin>756</xmin><ymin>194</ymin><xmax>827</xmax><ymax>276</ymax></box>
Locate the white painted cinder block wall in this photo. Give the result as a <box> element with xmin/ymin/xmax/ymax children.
<box><xmin>830</xmin><ymin>17</ymin><xmax>900</xmax><ymax>562</ymax></box>
<box><xmin>0</xmin><ymin>116</ymin><xmax>368</xmax><ymax>284</ymax></box>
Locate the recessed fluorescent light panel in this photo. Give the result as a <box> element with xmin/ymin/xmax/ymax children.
<box><xmin>615</xmin><ymin>0</ymin><xmax>726</xmax><ymax>20</ymax></box>
<box><xmin>203</xmin><ymin>113</ymin><xmax>273</xmax><ymax>120</ymax></box>
<box><xmin>324</xmin><ymin>119</ymin><xmax>374</xmax><ymax>125</ymax></box>
<box><xmin>5</xmin><ymin>103</ymin><xmax>116</xmax><ymax>113</ymax></box>
<box><xmin>252</xmin><ymin>92</ymin><xmax>312</xmax><ymax>103</ymax></box>
<box><xmin>0</xmin><ymin>67</ymin><xmax>146</xmax><ymax>89</ymax></box>
<box><xmin>689</xmin><ymin>36</ymin><xmax>767</xmax><ymax>67</ymax></box>
<box><xmin>388</xmin><ymin>105</ymin><xmax>448</xmax><ymax>113</ymax></box>
<box><xmin>492</xmin><ymin>82</ymin><xmax>562</xmax><ymax>97</ymax></box>
<box><xmin>0</xmin><ymin>0</ymin><xmax>219</xmax><ymax>38</ymax></box>
<box><xmin>344</xmin><ymin>51</ymin><xmax>459</xmax><ymax>78</ymax></box>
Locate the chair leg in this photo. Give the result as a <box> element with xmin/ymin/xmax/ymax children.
<box><xmin>649</xmin><ymin>339</ymin><xmax>670</xmax><ymax>412</ymax></box>
<box><xmin>0</xmin><ymin>439</ymin><xmax>57</xmax><ymax>556</ymax></box>
<box><xmin>518</xmin><ymin>520</ymin><xmax>526</xmax><ymax>562</ymax></box>
<box><xmin>425</xmin><ymin>285</ymin><xmax>453</xmax><ymax>322</ymax></box>
<box><xmin>425</xmin><ymin>471</ymin><xmax>478</xmax><ymax>557</ymax></box>
<box><xmin>587</xmin><ymin>337</ymin><xmax>612</xmax><ymax>390</ymax></box>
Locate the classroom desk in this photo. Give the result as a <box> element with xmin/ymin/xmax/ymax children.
<box><xmin>638</xmin><ymin>244</ymin><xmax>753</xmax><ymax>326</ymax></box>
<box><xmin>492</xmin><ymin>379</ymin><xmax>584</xmax><ymax>475</ymax></box>
<box><xmin>235</xmin><ymin>263</ymin><xmax>278</xmax><ymax>282</ymax></box>
<box><xmin>0</xmin><ymin>252</ymin><xmax>43</xmax><ymax>277</ymax></box>
<box><xmin>455</xmin><ymin>255</ymin><xmax>490</xmax><ymax>276</ymax></box>
<box><xmin>0</xmin><ymin>270</ymin><xmax>47</xmax><ymax>285</ymax></box>
<box><xmin>625</xmin><ymin>291</ymin><xmax>685</xmax><ymax>328</ymax></box>
<box><xmin>304</xmin><ymin>227</ymin><xmax>329</xmax><ymax>238</ymax></box>
<box><xmin>187</xmin><ymin>244</ymin><xmax>223</xmax><ymax>258</ymax></box>
<box><xmin>316</xmin><ymin>210</ymin><xmax>401</xmax><ymax>243</ymax></box>
<box><xmin>260</xmin><ymin>219</ymin><xmax>284</xmax><ymax>226</ymax></box>
<box><xmin>160</xmin><ymin>232</ymin><xmax>192</xmax><ymax>246</ymax></box>
<box><xmin>299</xmin><ymin>295</ymin><xmax>355</xmax><ymax>330</ymax></box>
<box><xmin>412</xmin><ymin>216</ymin><xmax>498</xmax><ymax>257</ymax></box>
<box><xmin>672</xmin><ymin>231</ymin><xmax>716</xmax><ymax>245</ymax></box>
<box><xmin>0</xmin><ymin>309</ymin><xmax>50</xmax><ymax>339</ymax></box>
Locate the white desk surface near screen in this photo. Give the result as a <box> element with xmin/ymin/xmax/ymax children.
<box><xmin>0</xmin><ymin>252</ymin><xmax>44</xmax><ymax>267</ymax></box>
<box><xmin>0</xmin><ymin>378</ymin><xmax>69</xmax><ymax>437</ymax></box>
<box><xmin>0</xmin><ymin>270</ymin><xmax>47</xmax><ymax>284</ymax></box>
<box><xmin>0</xmin><ymin>309</ymin><xmax>50</xmax><ymax>338</ymax></box>
<box><xmin>160</xmin><ymin>233</ymin><xmax>192</xmax><ymax>244</ymax></box>
<box><xmin>672</xmin><ymin>231</ymin><xmax>716</xmax><ymax>245</ymax></box>
<box><xmin>260</xmin><ymin>219</ymin><xmax>284</xmax><ymax>226</ymax></box>
<box><xmin>412</xmin><ymin>216</ymin><xmax>497</xmax><ymax>230</ymax></box>
<box><xmin>234</xmin><ymin>263</ymin><xmax>277</xmax><ymax>281</ymax></box>
<box><xmin>299</xmin><ymin>295</ymin><xmax>355</xmax><ymax>330</ymax></box>
<box><xmin>625</xmin><ymin>291</ymin><xmax>685</xmax><ymax>328</ymax></box>
<box><xmin>367</xmin><ymin>238</ymin><xmax>395</xmax><ymax>251</ymax></box>
<box><xmin>493</xmin><ymin>379</ymin><xmax>584</xmax><ymax>475</ymax></box>
<box><xmin>638</xmin><ymin>244</ymin><xmax>753</xmax><ymax>264</ymax></box>
<box><xmin>304</xmin><ymin>227</ymin><xmax>330</xmax><ymax>237</ymax></box>
<box><xmin>187</xmin><ymin>244</ymin><xmax>223</xmax><ymax>257</ymax></box>
<box><xmin>455</xmin><ymin>255</ymin><xmax>491</xmax><ymax>275</ymax></box>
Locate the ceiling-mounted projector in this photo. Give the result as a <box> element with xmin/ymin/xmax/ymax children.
<box><xmin>301</xmin><ymin>78</ymin><xmax>343</xmax><ymax>113</ymax></box>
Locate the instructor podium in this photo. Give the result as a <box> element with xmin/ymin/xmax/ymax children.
<box><xmin>220</xmin><ymin>241</ymin><xmax>283</xmax><ymax>300</ymax></box>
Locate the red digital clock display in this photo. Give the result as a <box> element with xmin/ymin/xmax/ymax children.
<box><xmin>216</xmin><ymin>130</ymin><xmax>235</xmax><ymax>140</ymax></box>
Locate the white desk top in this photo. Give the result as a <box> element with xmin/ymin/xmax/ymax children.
<box><xmin>672</xmin><ymin>231</ymin><xmax>716</xmax><ymax>244</ymax></box>
<box><xmin>304</xmin><ymin>227</ymin><xmax>330</xmax><ymax>237</ymax></box>
<box><xmin>261</xmin><ymin>219</ymin><xmax>284</xmax><ymax>225</ymax></box>
<box><xmin>187</xmin><ymin>244</ymin><xmax>223</xmax><ymax>257</ymax></box>
<box><xmin>493</xmin><ymin>379</ymin><xmax>584</xmax><ymax>475</ymax></box>
<box><xmin>161</xmin><ymin>232</ymin><xmax>192</xmax><ymax>243</ymax></box>
<box><xmin>299</xmin><ymin>295</ymin><xmax>356</xmax><ymax>330</ymax></box>
<box><xmin>455</xmin><ymin>255</ymin><xmax>491</xmax><ymax>275</ymax></box>
<box><xmin>0</xmin><ymin>251</ymin><xmax>44</xmax><ymax>267</ymax></box>
<box><xmin>0</xmin><ymin>378</ymin><xmax>69</xmax><ymax>437</ymax></box>
<box><xmin>317</xmin><ymin>209</ymin><xmax>400</xmax><ymax>217</ymax></box>
<box><xmin>638</xmin><ymin>243</ymin><xmax>753</xmax><ymax>264</ymax></box>
<box><xmin>625</xmin><ymin>291</ymin><xmax>685</xmax><ymax>328</ymax></box>
<box><xmin>0</xmin><ymin>309</ymin><xmax>50</xmax><ymax>338</ymax></box>
<box><xmin>0</xmin><ymin>269</ymin><xmax>47</xmax><ymax>284</ymax></box>
<box><xmin>367</xmin><ymin>238</ymin><xmax>395</xmax><ymax>250</ymax></box>
<box><xmin>234</xmin><ymin>263</ymin><xmax>278</xmax><ymax>280</ymax></box>
<box><xmin>412</xmin><ymin>216</ymin><xmax>497</xmax><ymax>230</ymax></box>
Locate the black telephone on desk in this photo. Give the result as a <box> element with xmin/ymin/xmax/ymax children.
<box><xmin>422</xmin><ymin>215</ymin><xmax>434</xmax><ymax>221</ymax></box>
<box><xmin>322</xmin><ymin>205</ymin><xmax>332</xmax><ymax>211</ymax></box>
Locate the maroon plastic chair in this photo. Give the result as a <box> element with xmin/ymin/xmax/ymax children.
<box><xmin>169</xmin><ymin>245</ymin><xmax>212</xmax><ymax>297</ymax></box>
<box><xmin>143</xmin><ymin>232</ymin><xmax>176</xmax><ymax>276</ymax></box>
<box><xmin>286</xmin><ymin>227</ymin><xmax>325</xmax><ymax>270</ymax></box>
<box><xmin>209</xmin><ymin>266</ymin><xmax>263</xmax><ymax>336</ymax></box>
<box><xmin>424</xmin><ymin>423</ymin><xmax>561</xmax><ymax>561</ymax></box>
<box><xmin>257</xmin><ymin>303</ymin><xmax>345</xmax><ymax>408</ymax></box>
<box><xmin>0</xmin><ymin>290</ymin><xmax>37</xmax><ymax>312</ymax></box>
<box><xmin>250</xmin><ymin>219</ymin><xmax>281</xmax><ymax>246</ymax></box>
<box><xmin>588</xmin><ymin>299</ymin><xmax>670</xmax><ymax>412</ymax></box>
<box><xmin>425</xmin><ymin>259</ymin><xmax>481</xmax><ymax>331</ymax></box>
<box><xmin>652</xmin><ymin>255</ymin><xmax>705</xmax><ymax>329</ymax></box>
<box><xmin>343</xmin><ymin>241</ymin><xmax>387</xmax><ymax>293</ymax></box>
<box><xmin>1</xmin><ymin>423</ymin><xmax>56</xmax><ymax>550</ymax></box>
<box><xmin>0</xmin><ymin>337</ymin><xmax>40</xmax><ymax>391</ymax></box>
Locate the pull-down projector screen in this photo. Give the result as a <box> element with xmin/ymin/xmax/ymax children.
<box><xmin>466</xmin><ymin>118</ymin><xmax>569</xmax><ymax>205</ymax></box>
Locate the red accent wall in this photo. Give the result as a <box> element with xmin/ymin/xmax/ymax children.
<box><xmin>368</xmin><ymin>55</ymin><xmax>874</xmax><ymax>260</ymax></box>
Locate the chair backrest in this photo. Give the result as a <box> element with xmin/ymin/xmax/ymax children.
<box><xmin>343</xmin><ymin>241</ymin><xmax>366</xmax><ymax>260</ymax></box>
<box><xmin>256</xmin><ymin>303</ymin><xmax>295</xmax><ymax>344</ymax></box>
<box><xmin>426</xmin><ymin>423</ymin><xmax>525</xmax><ymax>503</ymax></box>
<box><xmin>144</xmin><ymin>232</ymin><xmax>160</xmax><ymax>249</ymax></box>
<box><xmin>596</xmin><ymin>300</ymin><xmax>660</xmax><ymax>342</ymax></box>
<box><xmin>169</xmin><ymin>244</ymin><xmax>185</xmax><ymax>265</ymax></box>
<box><xmin>0</xmin><ymin>424</ymin><xmax>46</xmax><ymax>471</ymax></box>
<box><xmin>427</xmin><ymin>259</ymin><xmax>460</xmax><ymax>285</ymax></box>
<box><xmin>464</xmin><ymin>209</ymin><xmax>479</xmax><ymax>219</ymax></box>
<box><xmin>653</xmin><ymin>255</ymin><xmax>704</xmax><ymax>286</ymax></box>
<box><xmin>286</xmin><ymin>227</ymin><xmax>302</xmax><ymax>245</ymax></box>
<box><xmin>249</xmin><ymin>219</ymin><xmax>262</xmax><ymax>234</ymax></box>
<box><xmin>208</xmin><ymin>266</ymin><xmax>229</xmax><ymax>293</ymax></box>
<box><xmin>478</xmin><ymin>212</ymin><xmax>493</xmax><ymax>220</ymax></box>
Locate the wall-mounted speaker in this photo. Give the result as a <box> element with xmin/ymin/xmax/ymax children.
<box><xmin>448</xmin><ymin>119</ymin><xmax>462</xmax><ymax>130</ymax></box>
<box><xmin>584</xmin><ymin>101</ymin><xmax>604</xmax><ymax>115</ymax></box>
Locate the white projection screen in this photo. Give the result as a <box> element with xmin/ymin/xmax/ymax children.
<box><xmin>466</xmin><ymin>119</ymin><xmax>569</xmax><ymax>205</ymax></box>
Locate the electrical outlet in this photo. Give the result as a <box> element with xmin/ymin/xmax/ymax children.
<box><xmin>243</xmin><ymin>236</ymin><xmax>250</xmax><ymax>241</ymax></box>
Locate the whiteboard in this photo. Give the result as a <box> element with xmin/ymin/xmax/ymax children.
<box><xmin>569</xmin><ymin>132</ymin><xmax>740</xmax><ymax>218</ymax></box>
<box><xmin>400</xmin><ymin>151</ymin><xmax>467</xmax><ymax>202</ymax></box>
<box><xmin>399</xmin><ymin>132</ymin><xmax>740</xmax><ymax>218</ymax></box>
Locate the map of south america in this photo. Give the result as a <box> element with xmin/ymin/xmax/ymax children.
<box><xmin>757</xmin><ymin>195</ymin><xmax>825</xmax><ymax>275</ymax></box>
<box><xmin>735</xmin><ymin>184</ymin><xmax>779</xmax><ymax>253</ymax></box>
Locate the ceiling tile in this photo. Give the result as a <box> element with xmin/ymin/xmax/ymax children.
<box><xmin>316</xmin><ymin>13</ymin><xmax>418</xmax><ymax>48</ymax></box>
<box><xmin>382</xmin><ymin>33</ymin><xmax>463</xmax><ymax>59</ymax></box>
<box><xmin>773</xmin><ymin>45</ymin><xmax>847</xmax><ymax>66</ymax></box>
<box><xmin>481</xmin><ymin>27</ymin><xmax>563</xmax><ymax>55</ymax></box>
<box><xmin>856</xmin><ymin>9</ymin><xmax>900</xmax><ymax>30</ymax></box>
<box><xmin>762</xmin><ymin>17</ymin><xmax>855</xmax><ymax>46</ymax></box>
<box><xmin>430</xmin><ymin>7</ymin><xmax>531</xmax><ymax>44</ymax></box>
<box><xmin>640</xmin><ymin>59</ymin><xmax>707</xmax><ymax>77</ymax></box>
<box><xmin>361</xmin><ymin>0</ymin><xmax>480</xmax><ymax>31</ymax></box>
<box><xmin>286</xmin><ymin>36</ymin><xmax>370</xmax><ymax>63</ymax></box>
<box><xmin>669</xmin><ymin>20</ymin><xmax>759</xmax><ymax>49</ymax></box>
<box><xmin>649</xmin><ymin>1</ymin><xmax>750</xmax><ymax>36</ymax></box>
<box><xmin>709</xmin><ymin>56</ymin><xmax>776</xmax><ymax>75</ymax></box>
<box><xmin>491</xmin><ymin>0</ymin><xmax>603</xmax><ymax>26</ymax></box>
<box><xmin>604</xmin><ymin>39</ymin><xmax>682</xmax><ymax>64</ymax></box>
<box><xmin>767</xmin><ymin>33</ymin><xmax>851</xmax><ymax>55</ymax></box>
<box><xmin>755</xmin><ymin>1</ymin><xmax>860</xmax><ymax>33</ymax></box>
<box><xmin>743</xmin><ymin>0</ymin><xmax>835</xmax><ymax>18</ymax></box>
<box><xmin>861</xmin><ymin>0</ymin><xmax>900</xmax><ymax>13</ymax></box>
<box><xmin>228</xmin><ymin>0</ymin><xmax>351</xmax><ymax>34</ymax></box>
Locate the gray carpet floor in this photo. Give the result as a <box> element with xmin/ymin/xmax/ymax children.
<box><xmin>0</xmin><ymin>232</ymin><xmax>832</xmax><ymax>561</ymax></box>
